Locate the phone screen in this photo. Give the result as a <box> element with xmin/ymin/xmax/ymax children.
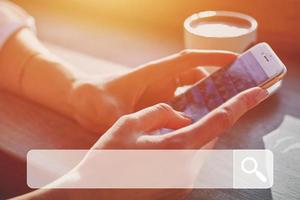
<box><xmin>168</xmin><ymin>51</ymin><xmax>275</xmax><ymax>124</ymax></box>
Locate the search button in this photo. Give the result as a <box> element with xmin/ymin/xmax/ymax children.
<box><xmin>233</xmin><ymin>150</ymin><xmax>273</xmax><ymax>188</ymax></box>
<box><xmin>241</xmin><ymin>157</ymin><xmax>267</xmax><ymax>182</ymax></box>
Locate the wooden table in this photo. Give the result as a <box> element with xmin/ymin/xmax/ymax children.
<box><xmin>0</xmin><ymin>44</ymin><xmax>299</xmax><ymax>199</ymax></box>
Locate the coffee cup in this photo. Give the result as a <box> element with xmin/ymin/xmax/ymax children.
<box><xmin>184</xmin><ymin>11</ymin><xmax>257</xmax><ymax>53</ymax></box>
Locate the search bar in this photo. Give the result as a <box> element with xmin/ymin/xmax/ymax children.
<box><xmin>27</xmin><ymin>149</ymin><xmax>273</xmax><ymax>189</ymax></box>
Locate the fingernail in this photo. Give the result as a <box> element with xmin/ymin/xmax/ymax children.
<box><xmin>256</xmin><ymin>89</ymin><xmax>269</xmax><ymax>102</ymax></box>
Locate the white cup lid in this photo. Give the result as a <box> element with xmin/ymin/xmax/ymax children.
<box><xmin>184</xmin><ymin>11</ymin><xmax>257</xmax><ymax>39</ymax></box>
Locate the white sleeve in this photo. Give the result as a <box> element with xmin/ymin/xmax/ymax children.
<box><xmin>0</xmin><ymin>0</ymin><xmax>36</xmax><ymax>50</ymax></box>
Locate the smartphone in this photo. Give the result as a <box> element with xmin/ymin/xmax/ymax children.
<box><xmin>165</xmin><ymin>42</ymin><xmax>287</xmax><ymax>127</ymax></box>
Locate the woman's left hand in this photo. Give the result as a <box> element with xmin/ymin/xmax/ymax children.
<box><xmin>69</xmin><ymin>50</ymin><xmax>237</xmax><ymax>132</ymax></box>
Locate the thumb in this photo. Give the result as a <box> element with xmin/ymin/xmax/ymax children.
<box><xmin>120</xmin><ymin>103</ymin><xmax>192</xmax><ymax>133</ymax></box>
<box><xmin>158</xmin><ymin>87</ymin><xmax>269</xmax><ymax>149</ymax></box>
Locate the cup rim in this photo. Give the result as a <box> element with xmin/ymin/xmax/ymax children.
<box><xmin>184</xmin><ymin>11</ymin><xmax>258</xmax><ymax>39</ymax></box>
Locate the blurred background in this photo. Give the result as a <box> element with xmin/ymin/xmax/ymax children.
<box><xmin>1</xmin><ymin>1</ymin><xmax>299</xmax><ymax>199</ymax></box>
<box><xmin>11</xmin><ymin>0</ymin><xmax>300</xmax><ymax>67</ymax></box>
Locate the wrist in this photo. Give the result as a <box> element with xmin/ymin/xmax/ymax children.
<box><xmin>68</xmin><ymin>80</ymin><xmax>123</xmax><ymax>132</ymax></box>
<box><xmin>68</xmin><ymin>80</ymin><xmax>105</xmax><ymax>127</ymax></box>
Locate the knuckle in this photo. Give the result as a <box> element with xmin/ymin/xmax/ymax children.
<box><xmin>117</xmin><ymin>114</ymin><xmax>138</xmax><ymax>128</ymax></box>
<box><xmin>217</xmin><ymin>107</ymin><xmax>235</xmax><ymax>129</ymax></box>
<box><xmin>155</xmin><ymin>103</ymin><xmax>172</xmax><ymax>113</ymax></box>
<box><xmin>238</xmin><ymin>92</ymin><xmax>254</xmax><ymax>109</ymax></box>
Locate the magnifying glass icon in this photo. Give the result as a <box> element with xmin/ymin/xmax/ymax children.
<box><xmin>241</xmin><ymin>157</ymin><xmax>267</xmax><ymax>183</ymax></box>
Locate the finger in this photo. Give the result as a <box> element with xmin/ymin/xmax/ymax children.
<box><xmin>176</xmin><ymin>67</ymin><xmax>208</xmax><ymax>86</ymax></box>
<box><xmin>153</xmin><ymin>67</ymin><xmax>207</xmax><ymax>101</ymax></box>
<box><xmin>118</xmin><ymin>103</ymin><xmax>192</xmax><ymax>133</ymax></box>
<box><xmin>134</xmin><ymin>67</ymin><xmax>208</xmax><ymax>110</ymax></box>
<box><xmin>132</xmin><ymin>50</ymin><xmax>237</xmax><ymax>84</ymax></box>
<box><xmin>157</xmin><ymin>87</ymin><xmax>269</xmax><ymax>149</ymax></box>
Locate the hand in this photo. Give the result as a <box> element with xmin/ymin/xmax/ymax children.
<box><xmin>19</xmin><ymin>87</ymin><xmax>267</xmax><ymax>200</ymax></box>
<box><xmin>69</xmin><ymin>50</ymin><xmax>237</xmax><ymax>132</ymax></box>
<box><xmin>93</xmin><ymin>87</ymin><xmax>268</xmax><ymax>149</ymax></box>
<box><xmin>58</xmin><ymin>87</ymin><xmax>267</xmax><ymax>200</ymax></box>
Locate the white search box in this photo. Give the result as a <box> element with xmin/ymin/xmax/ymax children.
<box><xmin>27</xmin><ymin>149</ymin><xmax>273</xmax><ymax>189</ymax></box>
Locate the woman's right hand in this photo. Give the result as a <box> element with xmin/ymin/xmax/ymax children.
<box><xmin>19</xmin><ymin>87</ymin><xmax>268</xmax><ymax>200</ymax></box>
<box><xmin>70</xmin><ymin>87</ymin><xmax>268</xmax><ymax>200</ymax></box>
<box><xmin>92</xmin><ymin>87</ymin><xmax>268</xmax><ymax>150</ymax></box>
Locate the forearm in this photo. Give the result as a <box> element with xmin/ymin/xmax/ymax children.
<box><xmin>21</xmin><ymin>53</ymin><xmax>75</xmax><ymax>117</ymax></box>
<box><xmin>0</xmin><ymin>28</ymin><xmax>76</xmax><ymax>117</ymax></box>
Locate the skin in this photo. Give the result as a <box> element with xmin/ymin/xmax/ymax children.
<box><xmin>0</xmin><ymin>28</ymin><xmax>269</xmax><ymax>199</ymax></box>
<box><xmin>15</xmin><ymin>88</ymin><xmax>268</xmax><ymax>200</ymax></box>
<box><xmin>0</xmin><ymin>28</ymin><xmax>237</xmax><ymax>133</ymax></box>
